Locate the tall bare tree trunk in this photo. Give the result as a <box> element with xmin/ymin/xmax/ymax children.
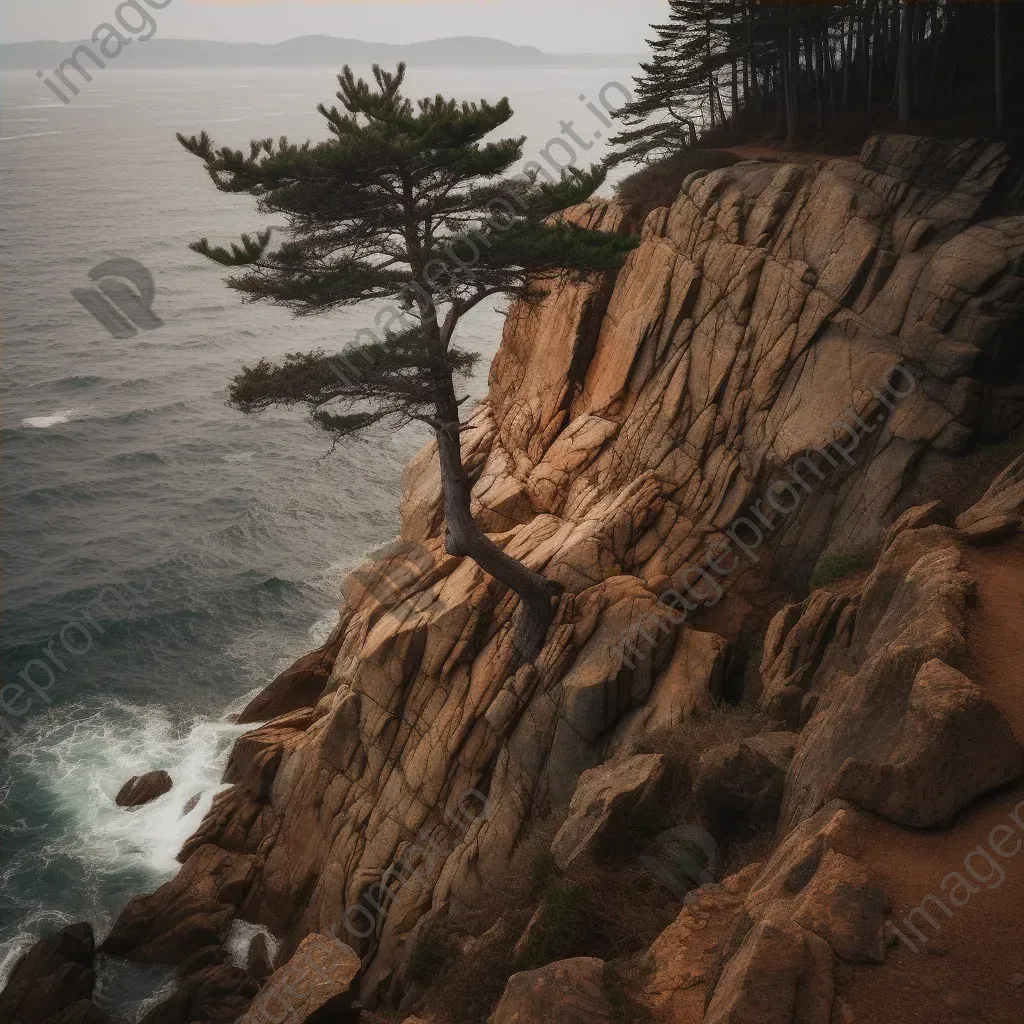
<box><xmin>867</xmin><ymin>6</ymin><xmax>875</xmax><ymax>111</ymax></box>
<box><xmin>842</xmin><ymin>11</ymin><xmax>853</xmax><ymax>105</ymax></box>
<box><xmin>995</xmin><ymin>0</ymin><xmax>1005</xmax><ymax>130</ymax></box>
<box><xmin>897</xmin><ymin>0</ymin><xmax>913</xmax><ymax>124</ymax></box>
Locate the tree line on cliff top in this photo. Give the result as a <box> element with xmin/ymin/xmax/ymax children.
<box><xmin>612</xmin><ymin>0</ymin><xmax>1019</xmax><ymax>162</ymax></box>
<box><xmin>176</xmin><ymin>3</ymin><xmax>1020</xmax><ymax>667</ymax></box>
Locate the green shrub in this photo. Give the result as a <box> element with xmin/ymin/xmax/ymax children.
<box><xmin>614</xmin><ymin>149</ymin><xmax>742</xmax><ymax>225</ymax></box>
<box><xmin>406</xmin><ymin>926</ymin><xmax>457</xmax><ymax>987</ymax></box>
<box><xmin>515</xmin><ymin>881</ymin><xmax>587</xmax><ymax>970</ymax></box>
<box><xmin>809</xmin><ymin>548</ymin><xmax>874</xmax><ymax>589</ymax></box>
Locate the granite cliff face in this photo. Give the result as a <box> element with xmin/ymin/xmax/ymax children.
<box><xmin>30</xmin><ymin>134</ymin><xmax>1024</xmax><ymax>1023</ymax></box>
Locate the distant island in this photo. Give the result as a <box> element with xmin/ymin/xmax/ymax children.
<box><xmin>1</xmin><ymin>35</ymin><xmax>645</xmax><ymax>71</ymax></box>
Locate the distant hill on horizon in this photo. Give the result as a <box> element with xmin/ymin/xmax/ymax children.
<box><xmin>1</xmin><ymin>35</ymin><xmax>645</xmax><ymax>71</ymax></box>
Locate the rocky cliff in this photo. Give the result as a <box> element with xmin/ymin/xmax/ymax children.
<box><xmin>10</xmin><ymin>134</ymin><xmax>1024</xmax><ymax>1024</ymax></box>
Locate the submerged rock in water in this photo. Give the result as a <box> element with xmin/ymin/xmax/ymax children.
<box><xmin>115</xmin><ymin>769</ymin><xmax>172</xmax><ymax>808</ymax></box>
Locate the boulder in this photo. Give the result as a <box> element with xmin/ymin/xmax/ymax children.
<box><xmin>115</xmin><ymin>770</ymin><xmax>172</xmax><ymax>809</ymax></box>
<box><xmin>139</xmin><ymin>964</ymin><xmax>258</xmax><ymax>1024</ymax></box>
<box><xmin>833</xmin><ymin>658</ymin><xmax>1024</xmax><ymax>827</ymax></box>
<box><xmin>743</xmin><ymin>801</ymin><xmax>889</xmax><ymax>956</ymax></box>
<box><xmin>238</xmin><ymin>934</ymin><xmax>361</xmax><ymax>1024</ymax></box>
<box><xmin>956</xmin><ymin>453</ymin><xmax>1024</xmax><ymax>533</ymax></box>
<box><xmin>636</xmin><ymin>865</ymin><xmax>761</xmax><ymax>1023</ymax></box>
<box><xmin>692</xmin><ymin>802</ymin><xmax>893</xmax><ymax>1021</ymax></box>
<box><xmin>693</xmin><ymin>732</ymin><xmax>798</xmax><ymax>841</ymax></box>
<box><xmin>703</xmin><ymin>921</ymin><xmax>833</xmax><ymax>1024</ymax></box>
<box><xmin>790</xmin><ymin>850</ymin><xmax>889</xmax><ymax>965</ymax></box>
<box><xmin>0</xmin><ymin>923</ymin><xmax>102</xmax><ymax>1024</ymax></box>
<box><xmin>246</xmin><ymin>931</ymin><xmax>275</xmax><ymax>981</ymax></box>
<box><xmin>775</xmin><ymin>529</ymin><xmax>1024</xmax><ymax>832</ymax></box>
<box><xmin>550</xmin><ymin>754</ymin><xmax>667</xmax><ymax>870</ymax></box>
<box><xmin>490</xmin><ymin>958</ymin><xmax>617</xmax><ymax>1024</ymax></box>
<box><xmin>101</xmin><ymin>845</ymin><xmax>254</xmax><ymax>963</ymax></box>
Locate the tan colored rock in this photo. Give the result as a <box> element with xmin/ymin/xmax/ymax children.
<box><xmin>957</xmin><ymin>452</ymin><xmax>1024</xmax><ymax>534</ymax></box>
<box><xmin>790</xmin><ymin>850</ymin><xmax>889</xmax><ymax>964</ymax></box>
<box><xmin>489</xmin><ymin>958</ymin><xmax>616</xmax><ymax>1024</ymax></box>
<box><xmin>238</xmin><ymin>934</ymin><xmax>361</xmax><ymax>1024</ymax></box>
<box><xmin>636</xmin><ymin>865</ymin><xmax>761</xmax><ymax>1023</ymax></box>
<box><xmin>551</xmin><ymin>753</ymin><xmax>667</xmax><ymax>870</ymax></box>
<box><xmin>135</xmin><ymin>136</ymin><xmax>1024</xmax><ymax>1008</ymax></box>
<box><xmin>703</xmin><ymin>920</ymin><xmax>834</xmax><ymax>1024</ymax></box>
<box><xmin>613</xmin><ymin>625</ymin><xmax>727</xmax><ymax>753</ymax></box>
<box><xmin>776</xmin><ymin>527</ymin><xmax>997</xmax><ymax>832</ymax></box>
<box><xmin>958</xmin><ymin>513</ymin><xmax>1023</xmax><ymax>544</ymax></box>
<box><xmin>833</xmin><ymin>658</ymin><xmax>1023</xmax><ymax>827</ymax></box>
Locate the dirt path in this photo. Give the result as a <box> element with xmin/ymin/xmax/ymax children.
<box><xmin>836</xmin><ymin>538</ymin><xmax>1024</xmax><ymax>1023</ymax></box>
<box><xmin>718</xmin><ymin>144</ymin><xmax>854</xmax><ymax>166</ymax></box>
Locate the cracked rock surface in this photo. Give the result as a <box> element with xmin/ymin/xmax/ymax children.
<box><xmin>98</xmin><ymin>135</ymin><xmax>1024</xmax><ymax>1014</ymax></box>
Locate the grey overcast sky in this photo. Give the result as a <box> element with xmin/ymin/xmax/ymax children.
<box><xmin>1</xmin><ymin>0</ymin><xmax>669</xmax><ymax>52</ymax></box>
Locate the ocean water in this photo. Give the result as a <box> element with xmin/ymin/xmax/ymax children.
<box><xmin>0</xmin><ymin>64</ymin><xmax>635</xmax><ymax>1017</ymax></box>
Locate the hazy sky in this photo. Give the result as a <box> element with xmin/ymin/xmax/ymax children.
<box><xmin>2</xmin><ymin>0</ymin><xmax>669</xmax><ymax>52</ymax></box>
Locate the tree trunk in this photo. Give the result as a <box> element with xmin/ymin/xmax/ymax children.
<box><xmin>842</xmin><ymin>11</ymin><xmax>853</xmax><ymax>105</ymax></box>
<box><xmin>814</xmin><ymin>28</ymin><xmax>823</xmax><ymax>131</ymax></box>
<box><xmin>433</xmin><ymin>387</ymin><xmax>561</xmax><ymax>662</ymax></box>
<box><xmin>995</xmin><ymin>0</ymin><xmax>1005</xmax><ymax>130</ymax></box>
<box><xmin>867</xmin><ymin>7</ymin><xmax>875</xmax><ymax>111</ymax></box>
<box><xmin>783</xmin><ymin>38</ymin><xmax>796</xmax><ymax>147</ymax></box>
<box><xmin>731</xmin><ymin>56</ymin><xmax>740</xmax><ymax>137</ymax></box>
<box><xmin>413</xmin><ymin>284</ymin><xmax>561</xmax><ymax>663</ymax></box>
<box><xmin>897</xmin><ymin>0</ymin><xmax>913</xmax><ymax>123</ymax></box>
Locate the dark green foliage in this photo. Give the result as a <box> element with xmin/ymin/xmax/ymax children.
<box><xmin>809</xmin><ymin>549</ymin><xmax>874</xmax><ymax>590</ymax></box>
<box><xmin>180</xmin><ymin>62</ymin><xmax>638</xmax><ymax>438</ymax></box>
<box><xmin>610</xmin><ymin>1</ymin><xmax>1024</xmax><ymax>164</ymax></box>
<box><xmin>228</xmin><ymin>329</ymin><xmax>480</xmax><ymax>439</ymax></box>
<box><xmin>407</xmin><ymin>925</ymin><xmax>458</xmax><ymax>987</ymax></box>
<box><xmin>514</xmin><ymin>882</ymin><xmax>588</xmax><ymax>970</ymax></box>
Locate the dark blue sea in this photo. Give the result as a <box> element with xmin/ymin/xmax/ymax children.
<box><xmin>0</xmin><ymin>63</ymin><xmax>634</xmax><ymax>1017</ymax></box>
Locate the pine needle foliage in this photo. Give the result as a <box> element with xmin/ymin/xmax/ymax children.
<box><xmin>179</xmin><ymin>64</ymin><xmax>638</xmax><ymax>659</ymax></box>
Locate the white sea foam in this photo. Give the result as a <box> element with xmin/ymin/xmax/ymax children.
<box><xmin>225</xmin><ymin>919</ymin><xmax>280</xmax><ymax>970</ymax></box>
<box><xmin>13</xmin><ymin>700</ymin><xmax>247</xmax><ymax>881</ymax></box>
<box><xmin>20</xmin><ymin>408</ymin><xmax>82</xmax><ymax>428</ymax></box>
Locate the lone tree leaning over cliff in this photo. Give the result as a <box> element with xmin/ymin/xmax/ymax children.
<box><xmin>178</xmin><ymin>64</ymin><xmax>637</xmax><ymax>659</ymax></box>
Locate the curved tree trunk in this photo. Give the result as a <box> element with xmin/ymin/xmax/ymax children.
<box><xmin>433</xmin><ymin>387</ymin><xmax>561</xmax><ymax>663</ymax></box>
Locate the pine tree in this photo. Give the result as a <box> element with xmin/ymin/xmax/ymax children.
<box><xmin>609</xmin><ymin>0</ymin><xmax>732</xmax><ymax>165</ymax></box>
<box><xmin>178</xmin><ymin>64</ymin><xmax>637</xmax><ymax>660</ymax></box>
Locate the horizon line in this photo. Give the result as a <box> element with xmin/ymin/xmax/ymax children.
<box><xmin>0</xmin><ymin>33</ymin><xmax>649</xmax><ymax>59</ymax></box>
